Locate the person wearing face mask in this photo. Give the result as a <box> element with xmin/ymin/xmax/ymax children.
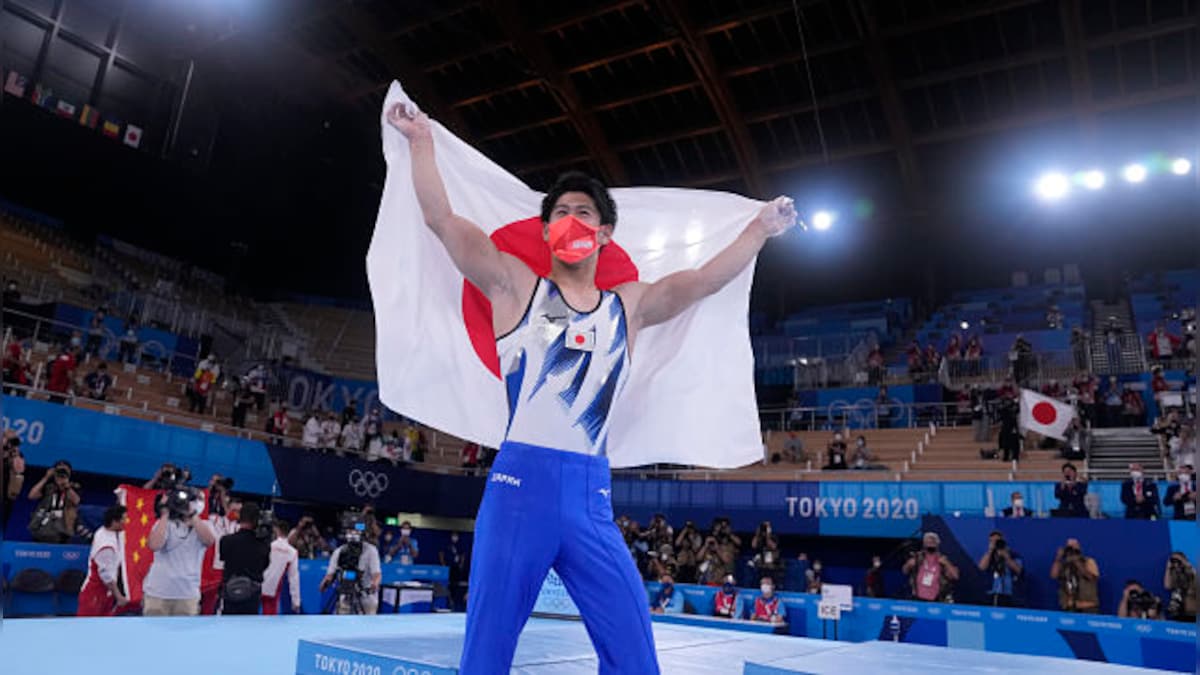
<box><xmin>751</xmin><ymin>577</ymin><xmax>787</xmax><ymax>623</ymax></box>
<box><xmin>387</xmin><ymin>101</ymin><xmax>798</xmax><ymax>675</ymax></box>
<box><xmin>1163</xmin><ymin>464</ymin><xmax>1197</xmax><ymax>520</ymax></box>
<box><xmin>439</xmin><ymin>532</ymin><xmax>470</xmax><ymax>610</ymax></box>
<box><xmin>713</xmin><ymin>574</ymin><xmax>740</xmax><ymax>618</ymax></box>
<box><xmin>864</xmin><ymin>556</ymin><xmax>885</xmax><ymax>597</ymax></box>
<box><xmin>752</xmin><ymin>537</ymin><xmax>784</xmax><ymax>582</ymax></box>
<box><xmin>649</xmin><ymin>573</ymin><xmax>683</xmax><ymax>615</ymax></box>
<box><xmin>977</xmin><ymin>530</ymin><xmax>1023</xmax><ymax>607</ymax></box>
<box><xmin>1002</xmin><ymin>491</ymin><xmax>1031</xmax><ymax>518</ymax></box>
<box><xmin>805</xmin><ymin>559</ymin><xmax>824</xmax><ymax>593</ymax></box>
<box><xmin>902</xmin><ymin>532</ymin><xmax>959</xmax><ymax>603</ymax></box>
<box><xmin>1121</xmin><ymin>463</ymin><xmax>1162</xmax><ymax>519</ymax></box>
<box><xmin>824</xmin><ymin>432</ymin><xmax>848</xmax><ymax>470</ymax></box>
<box><xmin>696</xmin><ymin>537</ymin><xmax>728</xmax><ymax>585</ymax></box>
<box><xmin>1054</xmin><ymin>463</ymin><xmax>1089</xmax><ymax>517</ymax></box>
<box><xmin>851</xmin><ymin>435</ymin><xmax>880</xmax><ymax>470</ymax></box>
<box><xmin>385</xmin><ymin>521</ymin><xmax>420</xmax><ymax>564</ymax></box>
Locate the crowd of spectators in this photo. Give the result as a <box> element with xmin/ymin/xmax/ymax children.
<box><xmin>619</xmin><ymin>511</ymin><xmax>1195</xmax><ymax>622</ymax></box>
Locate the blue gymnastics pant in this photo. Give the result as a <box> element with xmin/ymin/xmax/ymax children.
<box><xmin>460</xmin><ymin>441</ymin><xmax>659</xmax><ymax>674</ymax></box>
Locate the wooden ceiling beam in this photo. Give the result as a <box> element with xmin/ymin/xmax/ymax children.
<box><xmin>488</xmin><ymin>0</ymin><xmax>629</xmax><ymax>184</ymax></box>
<box><xmin>655</xmin><ymin>0</ymin><xmax>766</xmax><ymax>197</ymax></box>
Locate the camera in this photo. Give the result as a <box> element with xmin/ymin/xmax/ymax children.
<box><xmin>994</xmin><ymin>538</ymin><xmax>1007</xmax><ymax>551</ymax></box>
<box><xmin>254</xmin><ymin>509</ymin><xmax>275</xmax><ymax>542</ymax></box>
<box><xmin>1127</xmin><ymin>588</ymin><xmax>1157</xmax><ymax>615</ymax></box>
<box><xmin>163</xmin><ymin>486</ymin><xmax>202</xmax><ymax>521</ymax></box>
<box><xmin>54</xmin><ymin>466</ymin><xmax>70</xmax><ymax>479</ymax></box>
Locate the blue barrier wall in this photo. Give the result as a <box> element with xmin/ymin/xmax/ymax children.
<box><xmin>266</xmin><ymin>445</ymin><xmax>485</xmax><ymax>518</ymax></box>
<box><xmin>0</xmin><ymin>395</ymin><xmax>278</xmax><ymax>494</ymax></box>
<box><xmin>639</xmin><ymin>582</ymin><xmax>1193</xmax><ymax>671</ymax></box>
<box><xmin>611</xmin><ymin>478</ymin><xmax>1169</xmax><ymax>537</ymax></box>
<box><xmin>926</xmin><ymin>515</ymin><xmax>1193</xmax><ymax>614</ymax></box>
<box><xmin>0</xmin><ymin>542</ymin><xmax>448</xmax><ymax>616</ymax></box>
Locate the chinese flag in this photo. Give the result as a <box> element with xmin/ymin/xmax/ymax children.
<box><xmin>116</xmin><ymin>484</ymin><xmax>209</xmax><ymax>607</ymax></box>
<box><xmin>116</xmin><ymin>485</ymin><xmax>159</xmax><ymax>606</ymax></box>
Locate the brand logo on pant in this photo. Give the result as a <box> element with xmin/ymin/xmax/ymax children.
<box><xmin>348</xmin><ymin>469</ymin><xmax>389</xmax><ymax>498</ymax></box>
<box><xmin>597</xmin><ymin>488</ymin><xmax>611</xmax><ymax>499</ymax></box>
<box><xmin>490</xmin><ymin>472</ymin><xmax>522</xmax><ymax>487</ymax></box>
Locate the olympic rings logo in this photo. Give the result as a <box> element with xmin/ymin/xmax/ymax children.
<box><xmin>348</xmin><ymin>469</ymin><xmax>390</xmax><ymax>498</ymax></box>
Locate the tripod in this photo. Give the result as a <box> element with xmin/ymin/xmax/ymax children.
<box><xmin>322</xmin><ymin>572</ymin><xmax>367</xmax><ymax>615</ymax></box>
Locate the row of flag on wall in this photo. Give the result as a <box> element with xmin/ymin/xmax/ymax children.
<box><xmin>4</xmin><ymin>69</ymin><xmax>144</xmax><ymax>149</ymax></box>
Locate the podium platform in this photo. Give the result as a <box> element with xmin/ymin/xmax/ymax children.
<box><xmin>295</xmin><ymin>615</ymin><xmax>1163</xmax><ymax>675</ymax></box>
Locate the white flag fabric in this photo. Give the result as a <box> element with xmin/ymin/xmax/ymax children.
<box><xmin>366</xmin><ymin>81</ymin><xmax>765</xmax><ymax>469</ymax></box>
<box><xmin>1018</xmin><ymin>388</ymin><xmax>1076</xmax><ymax>440</ymax></box>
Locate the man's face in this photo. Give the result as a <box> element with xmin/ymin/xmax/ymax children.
<box><xmin>922</xmin><ymin>534</ymin><xmax>938</xmax><ymax>551</ymax></box>
<box><xmin>661</xmin><ymin>576</ymin><xmax>674</xmax><ymax>587</ymax></box>
<box><xmin>544</xmin><ymin>192</ymin><xmax>612</xmax><ymax>245</ymax></box>
<box><xmin>1063</xmin><ymin>467</ymin><xmax>1076</xmax><ymax>481</ymax></box>
<box><xmin>1065</xmin><ymin>538</ymin><xmax>1081</xmax><ymax>555</ymax></box>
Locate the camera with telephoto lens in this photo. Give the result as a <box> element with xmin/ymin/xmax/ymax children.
<box><xmin>255</xmin><ymin>508</ymin><xmax>275</xmax><ymax>542</ymax></box>
<box><xmin>1127</xmin><ymin>588</ymin><xmax>1158</xmax><ymax>616</ymax></box>
<box><xmin>336</xmin><ymin>511</ymin><xmax>367</xmax><ymax>582</ymax></box>
<box><xmin>163</xmin><ymin>485</ymin><xmax>202</xmax><ymax>521</ymax></box>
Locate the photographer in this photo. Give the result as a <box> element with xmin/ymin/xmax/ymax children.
<box><xmin>289</xmin><ymin>515</ymin><xmax>332</xmax><ymax>559</ymax></box>
<box><xmin>28</xmin><ymin>460</ymin><xmax>80</xmax><ymax>543</ymax></box>
<box><xmin>1163</xmin><ymin>552</ymin><xmax>1197</xmax><ymax>622</ymax></box>
<box><xmin>3</xmin><ymin>432</ymin><xmax>26</xmax><ymax>530</ymax></box>
<box><xmin>142</xmin><ymin>487</ymin><xmax>217</xmax><ymax>616</ymax></box>
<box><xmin>143</xmin><ymin>462</ymin><xmax>191</xmax><ymax>491</ymax></box>
<box><xmin>750</xmin><ymin>521</ymin><xmax>774</xmax><ymax>555</ymax></box>
<box><xmin>673</xmin><ymin>521</ymin><xmax>701</xmax><ymax>583</ymax></box>
<box><xmin>1054</xmin><ymin>463</ymin><xmax>1088</xmax><ymax>517</ymax></box>
<box><xmin>976</xmin><ymin>530</ymin><xmax>1023</xmax><ymax>607</ymax></box>
<box><xmin>696</xmin><ymin>536</ymin><xmax>728</xmax><ymax>585</ymax></box>
<box><xmin>903</xmin><ymin>532</ymin><xmax>959</xmax><ymax>602</ymax></box>
<box><xmin>219</xmin><ymin>503</ymin><xmax>270</xmax><ymax>615</ymax></box>
<box><xmin>1118</xmin><ymin>580</ymin><xmax>1162</xmax><ymax>620</ymax></box>
<box><xmin>1051</xmin><ymin>538</ymin><xmax>1101</xmax><ymax>613</ymax></box>
<box><xmin>320</xmin><ymin>522</ymin><xmax>383</xmax><ymax>615</ymax></box>
<box><xmin>206</xmin><ymin>474</ymin><xmax>236</xmax><ymax>517</ymax></box>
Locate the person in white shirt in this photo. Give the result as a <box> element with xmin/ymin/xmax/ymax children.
<box><xmin>302</xmin><ymin>413</ymin><xmax>321</xmax><ymax>450</ymax></box>
<box><xmin>320</xmin><ymin>413</ymin><xmax>342</xmax><ymax>453</ymax></box>
<box><xmin>262</xmin><ymin>520</ymin><xmax>302</xmax><ymax>614</ymax></box>
<box><xmin>340</xmin><ymin>419</ymin><xmax>364</xmax><ymax>455</ymax></box>
<box><xmin>143</xmin><ymin>491</ymin><xmax>216</xmax><ymax>616</ymax></box>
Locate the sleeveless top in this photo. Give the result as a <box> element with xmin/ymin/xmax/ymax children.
<box><xmin>495</xmin><ymin>278</ymin><xmax>630</xmax><ymax>456</ymax></box>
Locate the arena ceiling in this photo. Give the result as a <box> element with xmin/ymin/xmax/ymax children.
<box><xmin>258</xmin><ymin>0</ymin><xmax>1198</xmax><ymax>202</ymax></box>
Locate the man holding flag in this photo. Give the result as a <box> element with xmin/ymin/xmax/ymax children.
<box><xmin>382</xmin><ymin>99</ymin><xmax>796</xmax><ymax>673</ymax></box>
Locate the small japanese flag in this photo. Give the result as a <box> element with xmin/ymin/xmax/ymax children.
<box><xmin>566</xmin><ymin>327</ymin><xmax>595</xmax><ymax>352</ymax></box>
<box><xmin>1019</xmin><ymin>389</ymin><xmax>1076</xmax><ymax>440</ymax></box>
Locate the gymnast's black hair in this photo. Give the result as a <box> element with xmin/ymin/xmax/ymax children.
<box><xmin>540</xmin><ymin>171</ymin><xmax>618</xmax><ymax>228</ymax></box>
<box><xmin>102</xmin><ymin>504</ymin><xmax>127</xmax><ymax>528</ymax></box>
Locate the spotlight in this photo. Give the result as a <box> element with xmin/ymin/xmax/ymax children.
<box><xmin>959</xmin><ymin>321</ymin><xmax>970</xmax><ymax>331</ymax></box>
<box><xmin>812</xmin><ymin>210</ymin><xmax>835</xmax><ymax>231</ymax></box>
<box><xmin>1122</xmin><ymin>163</ymin><xmax>1147</xmax><ymax>183</ymax></box>
<box><xmin>1081</xmin><ymin>170</ymin><xmax>1106</xmax><ymax>190</ymax></box>
<box><xmin>1034</xmin><ymin>172</ymin><xmax>1069</xmax><ymax>201</ymax></box>
<box><xmin>1171</xmin><ymin>158</ymin><xmax>1192</xmax><ymax>176</ymax></box>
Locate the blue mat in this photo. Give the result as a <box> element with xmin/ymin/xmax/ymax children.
<box><xmin>0</xmin><ymin>613</ymin><xmax>1170</xmax><ymax>674</ymax></box>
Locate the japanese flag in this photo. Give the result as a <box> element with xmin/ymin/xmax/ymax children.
<box><xmin>367</xmin><ymin>81</ymin><xmax>765</xmax><ymax>469</ymax></box>
<box><xmin>1019</xmin><ymin>389</ymin><xmax>1076</xmax><ymax>440</ymax></box>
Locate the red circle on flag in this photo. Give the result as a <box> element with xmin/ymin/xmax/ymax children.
<box><xmin>574</xmin><ymin>334</ymin><xmax>586</xmax><ymax>345</ymax></box>
<box><xmin>1032</xmin><ymin>402</ymin><xmax>1058</xmax><ymax>425</ymax></box>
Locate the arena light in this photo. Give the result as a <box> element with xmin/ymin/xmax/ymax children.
<box><xmin>1171</xmin><ymin>158</ymin><xmax>1192</xmax><ymax>176</ymax></box>
<box><xmin>1080</xmin><ymin>170</ymin><xmax>1106</xmax><ymax>190</ymax></box>
<box><xmin>1122</xmin><ymin>163</ymin><xmax>1148</xmax><ymax>183</ymax></box>
<box><xmin>959</xmin><ymin>321</ymin><xmax>970</xmax><ymax>331</ymax></box>
<box><xmin>1034</xmin><ymin>172</ymin><xmax>1069</xmax><ymax>201</ymax></box>
<box><xmin>811</xmin><ymin>210</ymin><xmax>835</xmax><ymax>231</ymax></box>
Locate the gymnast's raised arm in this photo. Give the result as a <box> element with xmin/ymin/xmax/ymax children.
<box><xmin>385</xmin><ymin>103</ymin><xmax>533</xmax><ymax>327</ymax></box>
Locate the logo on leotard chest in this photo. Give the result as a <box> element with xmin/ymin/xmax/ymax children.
<box><xmin>490</xmin><ymin>472</ymin><xmax>522</xmax><ymax>488</ymax></box>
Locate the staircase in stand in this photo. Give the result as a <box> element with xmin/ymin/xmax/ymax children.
<box><xmin>1086</xmin><ymin>427</ymin><xmax>1164</xmax><ymax>481</ymax></box>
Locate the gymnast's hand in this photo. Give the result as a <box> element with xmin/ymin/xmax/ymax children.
<box><xmin>756</xmin><ymin>196</ymin><xmax>799</xmax><ymax>237</ymax></box>
<box><xmin>386</xmin><ymin>101</ymin><xmax>432</xmax><ymax>143</ymax></box>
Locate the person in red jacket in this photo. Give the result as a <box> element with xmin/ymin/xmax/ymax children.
<box><xmin>713</xmin><ymin>574</ymin><xmax>739</xmax><ymax>618</ymax></box>
<box><xmin>46</xmin><ymin>344</ymin><xmax>78</xmax><ymax>403</ymax></box>
<box><xmin>1147</xmin><ymin>323</ymin><xmax>1182</xmax><ymax>362</ymax></box>
<box><xmin>77</xmin><ymin>505</ymin><xmax>129</xmax><ymax>616</ymax></box>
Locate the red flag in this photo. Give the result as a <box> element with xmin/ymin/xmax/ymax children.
<box><xmin>116</xmin><ymin>485</ymin><xmax>159</xmax><ymax>606</ymax></box>
<box><xmin>116</xmin><ymin>484</ymin><xmax>209</xmax><ymax>607</ymax></box>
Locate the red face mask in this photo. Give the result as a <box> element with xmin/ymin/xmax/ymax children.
<box><xmin>547</xmin><ymin>215</ymin><xmax>600</xmax><ymax>264</ymax></box>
